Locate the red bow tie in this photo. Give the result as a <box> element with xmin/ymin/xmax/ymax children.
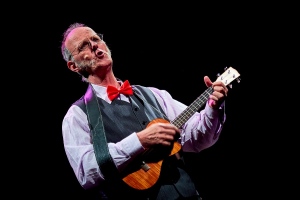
<box><xmin>107</xmin><ymin>80</ymin><xmax>133</xmax><ymax>101</ymax></box>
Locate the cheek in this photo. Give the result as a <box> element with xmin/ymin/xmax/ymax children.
<box><xmin>100</xmin><ymin>43</ymin><xmax>111</xmax><ymax>54</ymax></box>
<box><xmin>80</xmin><ymin>52</ymin><xmax>93</xmax><ymax>60</ymax></box>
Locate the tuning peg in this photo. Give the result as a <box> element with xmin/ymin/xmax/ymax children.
<box><xmin>228</xmin><ymin>84</ymin><xmax>232</xmax><ymax>88</ymax></box>
<box><xmin>236</xmin><ymin>78</ymin><xmax>241</xmax><ymax>83</ymax></box>
<box><xmin>224</xmin><ymin>66</ymin><xmax>228</xmax><ymax>71</ymax></box>
<box><xmin>217</xmin><ymin>73</ymin><xmax>220</xmax><ymax>77</ymax></box>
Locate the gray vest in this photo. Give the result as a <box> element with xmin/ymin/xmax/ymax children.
<box><xmin>73</xmin><ymin>84</ymin><xmax>198</xmax><ymax>199</ymax></box>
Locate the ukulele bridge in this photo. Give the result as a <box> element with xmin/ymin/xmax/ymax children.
<box><xmin>141</xmin><ymin>161</ymin><xmax>150</xmax><ymax>172</ymax></box>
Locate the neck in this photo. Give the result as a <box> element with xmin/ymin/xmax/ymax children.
<box><xmin>87</xmin><ymin>72</ymin><xmax>120</xmax><ymax>88</ymax></box>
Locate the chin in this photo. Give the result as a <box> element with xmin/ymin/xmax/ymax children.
<box><xmin>101</xmin><ymin>58</ymin><xmax>113</xmax><ymax>66</ymax></box>
<box><xmin>96</xmin><ymin>60</ymin><xmax>112</xmax><ymax>69</ymax></box>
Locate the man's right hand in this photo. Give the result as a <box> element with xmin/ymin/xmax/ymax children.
<box><xmin>136</xmin><ymin>122</ymin><xmax>180</xmax><ymax>149</ymax></box>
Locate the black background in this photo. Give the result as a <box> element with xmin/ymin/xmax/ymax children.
<box><xmin>13</xmin><ymin>3</ymin><xmax>295</xmax><ymax>200</ymax></box>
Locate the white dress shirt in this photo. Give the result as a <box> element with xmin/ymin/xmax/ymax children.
<box><xmin>62</xmin><ymin>83</ymin><xmax>226</xmax><ymax>189</ymax></box>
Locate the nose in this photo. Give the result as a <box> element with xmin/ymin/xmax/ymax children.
<box><xmin>89</xmin><ymin>40</ymin><xmax>98</xmax><ymax>51</ymax></box>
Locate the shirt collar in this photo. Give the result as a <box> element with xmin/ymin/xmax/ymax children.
<box><xmin>91</xmin><ymin>81</ymin><xmax>129</xmax><ymax>103</ymax></box>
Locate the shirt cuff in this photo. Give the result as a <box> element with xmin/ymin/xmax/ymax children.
<box><xmin>121</xmin><ymin>132</ymin><xmax>145</xmax><ymax>157</ymax></box>
<box><xmin>204</xmin><ymin>101</ymin><xmax>224</xmax><ymax>119</ymax></box>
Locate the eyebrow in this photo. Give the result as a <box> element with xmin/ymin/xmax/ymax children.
<box><xmin>76</xmin><ymin>34</ymin><xmax>100</xmax><ymax>47</ymax></box>
<box><xmin>68</xmin><ymin>34</ymin><xmax>101</xmax><ymax>60</ymax></box>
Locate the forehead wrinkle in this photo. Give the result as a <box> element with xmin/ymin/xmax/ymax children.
<box><xmin>66</xmin><ymin>27</ymin><xmax>97</xmax><ymax>51</ymax></box>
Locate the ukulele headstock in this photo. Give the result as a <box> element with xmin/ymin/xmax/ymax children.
<box><xmin>216</xmin><ymin>66</ymin><xmax>241</xmax><ymax>88</ymax></box>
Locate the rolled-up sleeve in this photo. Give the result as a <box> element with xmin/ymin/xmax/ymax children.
<box><xmin>62</xmin><ymin>105</ymin><xmax>145</xmax><ymax>189</ymax></box>
<box><xmin>148</xmin><ymin>87</ymin><xmax>226</xmax><ymax>153</ymax></box>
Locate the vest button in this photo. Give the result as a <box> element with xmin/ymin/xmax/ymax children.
<box><xmin>142</xmin><ymin>121</ymin><xmax>147</xmax><ymax>125</ymax></box>
<box><xmin>134</xmin><ymin>107</ymin><xmax>139</xmax><ymax>111</ymax></box>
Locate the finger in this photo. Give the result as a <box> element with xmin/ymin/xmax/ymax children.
<box><xmin>204</xmin><ymin>76</ymin><xmax>213</xmax><ymax>87</ymax></box>
<box><xmin>159</xmin><ymin>123</ymin><xmax>181</xmax><ymax>133</ymax></box>
<box><xmin>211</xmin><ymin>90</ymin><xmax>227</xmax><ymax>99</ymax></box>
<box><xmin>213</xmin><ymin>82</ymin><xmax>228</xmax><ymax>93</ymax></box>
<box><xmin>157</xmin><ymin>132</ymin><xmax>180</xmax><ymax>146</ymax></box>
<box><xmin>213</xmin><ymin>86</ymin><xmax>228</xmax><ymax>95</ymax></box>
<box><xmin>212</xmin><ymin>85</ymin><xmax>228</xmax><ymax>98</ymax></box>
<box><xmin>159</xmin><ymin>133</ymin><xmax>176</xmax><ymax>142</ymax></box>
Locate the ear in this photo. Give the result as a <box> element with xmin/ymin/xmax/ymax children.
<box><xmin>67</xmin><ymin>61</ymin><xmax>80</xmax><ymax>73</ymax></box>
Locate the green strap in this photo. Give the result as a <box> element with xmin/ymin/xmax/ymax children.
<box><xmin>84</xmin><ymin>84</ymin><xmax>119</xmax><ymax>178</ymax></box>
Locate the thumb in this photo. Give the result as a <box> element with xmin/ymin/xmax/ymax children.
<box><xmin>204</xmin><ymin>76</ymin><xmax>213</xmax><ymax>87</ymax></box>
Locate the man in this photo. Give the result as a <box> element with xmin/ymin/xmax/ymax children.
<box><xmin>61</xmin><ymin>22</ymin><xmax>228</xmax><ymax>199</ymax></box>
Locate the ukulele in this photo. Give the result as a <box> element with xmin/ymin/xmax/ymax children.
<box><xmin>122</xmin><ymin>66</ymin><xmax>241</xmax><ymax>190</ymax></box>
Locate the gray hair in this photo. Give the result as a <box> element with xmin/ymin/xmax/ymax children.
<box><xmin>61</xmin><ymin>23</ymin><xmax>112</xmax><ymax>82</ymax></box>
<box><xmin>61</xmin><ymin>22</ymin><xmax>86</xmax><ymax>62</ymax></box>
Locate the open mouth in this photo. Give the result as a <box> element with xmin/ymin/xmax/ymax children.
<box><xmin>96</xmin><ymin>49</ymin><xmax>106</xmax><ymax>58</ymax></box>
